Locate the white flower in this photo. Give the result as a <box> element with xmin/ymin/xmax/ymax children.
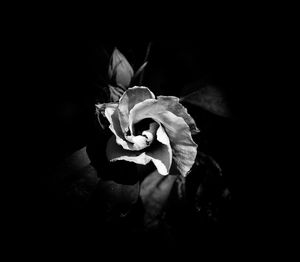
<box><xmin>96</xmin><ymin>86</ymin><xmax>199</xmax><ymax>177</ymax></box>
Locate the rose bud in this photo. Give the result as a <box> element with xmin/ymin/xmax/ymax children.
<box><xmin>108</xmin><ymin>48</ymin><xmax>134</xmax><ymax>89</ymax></box>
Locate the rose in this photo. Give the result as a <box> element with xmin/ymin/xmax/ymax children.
<box><xmin>96</xmin><ymin>86</ymin><xmax>199</xmax><ymax>177</ymax></box>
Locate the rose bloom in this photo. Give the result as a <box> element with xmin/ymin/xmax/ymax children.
<box><xmin>96</xmin><ymin>86</ymin><xmax>199</xmax><ymax>177</ymax></box>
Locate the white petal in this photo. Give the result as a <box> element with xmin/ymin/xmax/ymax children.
<box><xmin>157</xmin><ymin>96</ymin><xmax>200</xmax><ymax>134</ymax></box>
<box><xmin>118</xmin><ymin>86</ymin><xmax>155</xmax><ymax>134</ymax></box>
<box><xmin>129</xmin><ymin>100</ymin><xmax>197</xmax><ymax>176</ymax></box>
<box><xmin>106</xmin><ymin>135</ymin><xmax>172</xmax><ymax>176</ymax></box>
<box><xmin>125</xmin><ymin>135</ymin><xmax>149</xmax><ymax>151</ymax></box>
<box><xmin>155</xmin><ymin>125</ymin><xmax>172</xmax><ymax>173</ymax></box>
<box><xmin>103</xmin><ymin>104</ymin><xmax>134</xmax><ymax>151</ymax></box>
<box><xmin>145</xmin><ymin>142</ymin><xmax>171</xmax><ymax>176</ymax></box>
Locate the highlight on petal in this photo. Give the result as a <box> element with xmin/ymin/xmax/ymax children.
<box><xmin>106</xmin><ymin>135</ymin><xmax>150</xmax><ymax>165</ymax></box>
<box><xmin>97</xmin><ymin>102</ymin><xmax>133</xmax><ymax>151</ymax></box>
<box><xmin>156</xmin><ymin>96</ymin><xmax>200</xmax><ymax>134</ymax></box>
<box><xmin>156</xmin><ymin>112</ymin><xmax>197</xmax><ymax>177</ymax></box>
<box><xmin>155</xmin><ymin>125</ymin><xmax>172</xmax><ymax>172</ymax></box>
<box><xmin>129</xmin><ymin>99</ymin><xmax>198</xmax><ymax>176</ymax></box>
<box><xmin>118</xmin><ymin>86</ymin><xmax>155</xmax><ymax>134</ymax></box>
<box><xmin>119</xmin><ymin>118</ymin><xmax>159</xmax><ymax>151</ymax></box>
<box><xmin>145</xmin><ymin>139</ymin><xmax>172</xmax><ymax>176</ymax></box>
<box><xmin>97</xmin><ymin>102</ymin><xmax>157</xmax><ymax>152</ymax></box>
<box><xmin>124</xmin><ymin>134</ymin><xmax>149</xmax><ymax>151</ymax></box>
<box><xmin>106</xmin><ymin>134</ymin><xmax>172</xmax><ymax>176</ymax></box>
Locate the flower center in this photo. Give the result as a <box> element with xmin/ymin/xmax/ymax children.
<box><xmin>133</xmin><ymin>118</ymin><xmax>159</xmax><ymax>137</ymax></box>
<box><xmin>125</xmin><ymin>118</ymin><xmax>159</xmax><ymax>150</ymax></box>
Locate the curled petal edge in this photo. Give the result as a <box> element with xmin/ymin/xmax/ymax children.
<box><xmin>118</xmin><ymin>86</ymin><xmax>155</xmax><ymax>134</ymax></box>
<box><xmin>106</xmin><ymin>133</ymin><xmax>172</xmax><ymax>176</ymax></box>
<box><xmin>129</xmin><ymin>99</ymin><xmax>198</xmax><ymax>177</ymax></box>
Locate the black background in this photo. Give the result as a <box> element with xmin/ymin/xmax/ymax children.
<box><xmin>13</xmin><ymin>11</ymin><xmax>275</xmax><ymax>258</ymax></box>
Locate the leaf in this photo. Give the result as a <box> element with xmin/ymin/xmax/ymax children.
<box><xmin>43</xmin><ymin>147</ymin><xmax>100</xmax><ymax>207</ymax></box>
<box><xmin>138</xmin><ymin>41</ymin><xmax>152</xmax><ymax>85</ymax></box>
<box><xmin>140</xmin><ymin>171</ymin><xmax>177</xmax><ymax>229</ymax></box>
<box><xmin>185</xmin><ymin>151</ymin><xmax>231</xmax><ymax>223</ymax></box>
<box><xmin>64</xmin><ymin>146</ymin><xmax>92</xmax><ymax>173</ymax></box>
<box><xmin>92</xmin><ymin>179</ymin><xmax>140</xmax><ymax>221</ymax></box>
<box><xmin>195</xmin><ymin>151</ymin><xmax>223</xmax><ymax>176</ymax></box>
<box><xmin>180</xmin><ymin>83</ymin><xmax>231</xmax><ymax>118</ymax></box>
<box><xmin>132</xmin><ymin>61</ymin><xmax>148</xmax><ymax>80</ymax></box>
<box><xmin>108</xmin><ymin>84</ymin><xmax>126</xmax><ymax>103</ymax></box>
<box><xmin>64</xmin><ymin>165</ymin><xmax>99</xmax><ymax>207</ymax></box>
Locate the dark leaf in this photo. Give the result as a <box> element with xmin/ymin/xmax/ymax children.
<box><xmin>180</xmin><ymin>82</ymin><xmax>231</xmax><ymax>118</ymax></box>
<box><xmin>42</xmin><ymin>147</ymin><xmax>100</xmax><ymax>208</ymax></box>
<box><xmin>63</xmin><ymin>146</ymin><xmax>92</xmax><ymax>173</ymax></box>
<box><xmin>91</xmin><ymin>179</ymin><xmax>140</xmax><ymax>222</ymax></box>
<box><xmin>64</xmin><ymin>165</ymin><xmax>99</xmax><ymax>207</ymax></box>
<box><xmin>140</xmin><ymin>171</ymin><xmax>177</xmax><ymax>229</ymax></box>
<box><xmin>185</xmin><ymin>151</ymin><xmax>231</xmax><ymax>223</ymax></box>
<box><xmin>87</xmin><ymin>132</ymin><xmax>141</xmax><ymax>222</ymax></box>
<box><xmin>195</xmin><ymin>151</ymin><xmax>223</xmax><ymax>175</ymax></box>
<box><xmin>132</xmin><ymin>61</ymin><xmax>148</xmax><ymax>81</ymax></box>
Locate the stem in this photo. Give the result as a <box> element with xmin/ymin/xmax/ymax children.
<box><xmin>139</xmin><ymin>41</ymin><xmax>152</xmax><ymax>85</ymax></box>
